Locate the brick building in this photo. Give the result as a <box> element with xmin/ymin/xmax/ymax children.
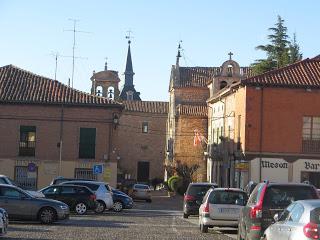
<box><xmin>207</xmin><ymin>57</ymin><xmax>320</xmax><ymax>188</ymax></box>
<box><xmin>91</xmin><ymin>40</ymin><xmax>168</xmax><ymax>185</ymax></box>
<box><xmin>0</xmin><ymin>65</ymin><xmax>122</xmax><ymax>189</ymax></box>
<box><xmin>165</xmin><ymin>47</ymin><xmax>251</xmax><ymax>181</ymax></box>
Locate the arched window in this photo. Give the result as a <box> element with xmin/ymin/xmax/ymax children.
<box><xmin>227</xmin><ymin>64</ymin><xmax>233</xmax><ymax>77</ymax></box>
<box><xmin>96</xmin><ymin>86</ymin><xmax>103</xmax><ymax>96</ymax></box>
<box><xmin>126</xmin><ymin>91</ymin><xmax>134</xmax><ymax>101</ymax></box>
<box><xmin>220</xmin><ymin>81</ymin><xmax>227</xmax><ymax>90</ymax></box>
<box><xmin>107</xmin><ymin>86</ymin><xmax>115</xmax><ymax>100</ymax></box>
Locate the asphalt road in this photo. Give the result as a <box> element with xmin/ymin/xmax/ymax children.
<box><xmin>3</xmin><ymin>191</ymin><xmax>236</xmax><ymax>240</ymax></box>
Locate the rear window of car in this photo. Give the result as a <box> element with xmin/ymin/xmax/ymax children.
<box><xmin>209</xmin><ymin>190</ymin><xmax>247</xmax><ymax>205</ymax></box>
<box><xmin>310</xmin><ymin>207</ymin><xmax>320</xmax><ymax>224</ymax></box>
<box><xmin>187</xmin><ymin>185</ymin><xmax>213</xmax><ymax>197</ymax></box>
<box><xmin>134</xmin><ymin>184</ymin><xmax>149</xmax><ymax>189</ymax></box>
<box><xmin>263</xmin><ymin>185</ymin><xmax>317</xmax><ymax>207</ymax></box>
<box><xmin>64</xmin><ymin>182</ymin><xmax>99</xmax><ymax>191</ymax></box>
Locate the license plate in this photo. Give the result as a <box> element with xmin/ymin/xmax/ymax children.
<box><xmin>220</xmin><ymin>208</ymin><xmax>238</xmax><ymax>214</ymax></box>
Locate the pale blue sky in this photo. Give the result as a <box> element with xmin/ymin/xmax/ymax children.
<box><xmin>0</xmin><ymin>1</ymin><xmax>319</xmax><ymax>101</ymax></box>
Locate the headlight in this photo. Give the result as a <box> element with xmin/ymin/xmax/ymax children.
<box><xmin>60</xmin><ymin>205</ymin><xmax>68</xmax><ymax>210</ymax></box>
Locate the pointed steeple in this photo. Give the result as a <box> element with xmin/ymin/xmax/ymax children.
<box><xmin>124</xmin><ymin>41</ymin><xmax>135</xmax><ymax>86</ymax></box>
<box><xmin>176</xmin><ymin>41</ymin><xmax>182</xmax><ymax>66</ymax></box>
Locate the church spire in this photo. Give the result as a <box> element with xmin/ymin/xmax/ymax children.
<box><xmin>124</xmin><ymin>32</ymin><xmax>134</xmax><ymax>86</ymax></box>
<box><xmin>176</xmin><ymin>41</ymin><xmax>182</xmax><ymax>66</ymax></box>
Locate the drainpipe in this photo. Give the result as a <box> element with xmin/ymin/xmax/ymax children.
<box><xmin>59</xmin><ymin>104</ymin><xmax>64</xmax><ymax>176</ymax></box>
<box><xmin>259</xmin><ymin>88</ymin><xmax>264</xmax><ymax>182</ymax></box>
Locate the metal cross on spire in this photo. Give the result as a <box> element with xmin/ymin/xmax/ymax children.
<box><xmin>104</xmin><ymin>57</ymin><xmax>108</xmax><ymax>71</ymax></box>
<box><xmin>228</xmin><ymin>51</ymin><xmax>233</xmax><ymax>60</ymax></box>
<box><xmin>125</xmin><ymin>30</ymin><xmax>134</xmax><ymax>44</ymax></box>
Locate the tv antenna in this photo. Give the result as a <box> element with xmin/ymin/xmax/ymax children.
<box><xmin>49</xmin><ymin>51</ymin><xmax>87</xmax><ymax>84</ymax></box>
<box><xmin>64</xmin><ymin>18</ymin><xmax>90</xmax><ymax>87</ymax></box>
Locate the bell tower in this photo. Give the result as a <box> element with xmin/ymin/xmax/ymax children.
<box><xmin>91</xmin><ymin>59</ymin><xmax>120</xmax><ymax>101</ymax></box>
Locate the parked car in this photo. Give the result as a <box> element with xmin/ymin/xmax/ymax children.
<box><xmin>0</xmin><ymin>184</ymin><xmax>69</xmax><ymax>224</ymax></box>
<box><xmin>0</xmin><ymin>174</ymin><xmax>44</xmax><ymax>198</ymax></box>
<box><xmin>61</xmin><ymin>181</ymin><xmax>113</xmax><ymax>213</ymax></box>
<box><xmin>39</xmin><ymin>185</ymin><xmax>97</xmax><ymax>215</ymax></box>
<box><xmin>199</xmin><ymin>188</ymin><xmax>248</xmax><ymax>233</ymax></box>
<box><xmin>129</xmin><ymin>184</ymin><xmax>152</xmax><ymax>202</ymax></box>
<box><xmin>50</xmin><ymin>176</ymin><xmax>95</xmax><ymax>185</ymax></box>
<box><xmin>0</xmin><ymin>208</ymin><xmax>8</xmax><ymax>236</ymax></box>
<box><xmin>262</xmin><ymin>199</ymin><xmax>320</xmax><ymax>240</ymax></box>
<box><xmin>237</xmin><ymin>182</ymin><xmax>319</xmax><ymax>240</ymax></box>
<box><xmin>111</xmin><ymin>188</ymin><xmax>133</xmax><ymax>212</ymax></box>
<box><xmin>183</xmin><ymin>182</ymin><xmax>218</xmax><ymax>219</ymax></box>
<box><xmin>244</xmin><ymin>181</ymin><xmax>257</xmax><ymax>196</ymax></box>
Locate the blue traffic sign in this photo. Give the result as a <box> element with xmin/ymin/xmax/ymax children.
<box><xmin>93</xmin><ymin>164</ymin><xmax>103</xmax><ymax>174</ymax></box>
<box><xmin>27</xmin><ymin>162</ymin><xmax>36</xmax><ymax>172</ymax></box>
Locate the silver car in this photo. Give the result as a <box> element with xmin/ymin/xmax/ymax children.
<box><xmin>0</xmin><ymin>208</ymin><xmax>8</xmax><ymax>236</ymax></box>
<box><xmin>129</xmin><ymin>184</ymin><xmax>152</xmax><ymax>202</ymax></box>
<box><xmin>262</xmin><ymin>199</ymin><xmax>320</xmax><ymax>240</ymax></box>
<box><xmin>199</xmin><ymin>188</ymin><xmax>247</xmax><ymax>233</ymax></box>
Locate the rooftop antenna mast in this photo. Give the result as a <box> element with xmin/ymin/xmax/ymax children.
<box><xmin>49</xmin><ymin>51</ymin><xmax>87</xmax><ymax>84</ymax></box>
<box><xmin>64</xmin><ymin>18</ymin><xmax>90</xmax><ymax>87</ymax></box>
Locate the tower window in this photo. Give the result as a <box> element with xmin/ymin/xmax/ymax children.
<box><xmin>220</xmin><ymin>81</ymin><xmax>227</xmax><ymax>90</ymax></box>
<box><xmin>96</xmin><ymin>86</ymin><xmax>103</xmax><ymax>97</ymax></box>
<box><xmin>142</xmin><ymin>122</ymin><xmax>148</xmax><ymax>133</ymax></box>
<box><xmin>227</xmin><ymin>64</ymin><xmax>233</xmax><ymax>77</ymax></box>
<box><xmin>126</xmin><ymin>91</ymin><xmax>134</xmax><ymax>100</ymax></box>
<box><xmin>107</xmin><ymin>86</ymin><xmax>115</xmax><ymax>100</ymax></box>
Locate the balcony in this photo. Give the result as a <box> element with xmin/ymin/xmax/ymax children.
<box><xmin>302</xmin><ymin>140</ymin><xmax>320</xmax><ymax>153</ymax></box>
<box><xmin>19</xmin><ymin>141</ymin><xmax>36</xmax><ymax>156</ymax></box>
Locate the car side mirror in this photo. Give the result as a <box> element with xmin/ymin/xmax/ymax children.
<box><xmin>273</xmin><ymin>213</ymin><xmax>279</xmax><ymax>222</ymax></box>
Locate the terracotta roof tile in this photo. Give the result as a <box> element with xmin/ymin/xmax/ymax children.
<box><xmin>176</xmin><ymin>104</ymin><xmax>207</xmax><ymax>117</ymax></box>
<box><xmin>242</xmin><ymin>58</ymin><xmax>320</xmax><ymax>88</ymax></box>
<box><xmin>123</xmin><ymin>100</ymin><xmax>168</xmax><ymax>114</ymax></box>
<box><xmin>0</xmin><ymin>65</ymin><xmax>121</xmax><ymax>107</ymax></box>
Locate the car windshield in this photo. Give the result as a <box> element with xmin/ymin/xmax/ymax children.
<box><xmin>187</xmin><ymin>185</ymin><xmax>212</xmax><ymax>197</ymax></box>
<box><xmin>263</xmin><ymin>186</ymin><xmax>317</xmax><ymax>207</ymax></box>
<box><xmin>209</xmin><ymin>190</ymin><xmax>247</xmax><ymax>205</ymax></box>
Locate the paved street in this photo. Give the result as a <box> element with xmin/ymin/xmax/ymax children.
<box><xmin>3</xmin><ymin>191</ymin><xmax>236</xmax><ymax>240</ymax></box>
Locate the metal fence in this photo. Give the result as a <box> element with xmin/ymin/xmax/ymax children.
<box><xmin>15</xmin><ymin>166</ymin><xmax>38</xmax><ymax>190</ymax></box>
<box><xmin>74</xmin><ymin>168</ymin><xmax>97</xmax><ymax>180</ymax></box>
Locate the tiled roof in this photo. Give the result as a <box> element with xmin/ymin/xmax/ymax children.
<box><xmin>176</xmin><ymin>104</ymin><xmax>208</xmax><ymax>117</ymax></box>
<box><xmin>123</xmin><ymin>100</ymin><xmax>168</xmax><ymax>114</ymax></box>
<box><xmin>0</xmin><ymin>65</ymin><xmax>121</xmax><ymax>107</ymax></box>
<box><xmin>177</xmin><ymin>66</ymin><xmax>252</xmax><ymax>88</ymax></box>
<box><xmin>242</xmin><ymin>58</ymin><xmax>320</xmax><ymax>88</ymax></box>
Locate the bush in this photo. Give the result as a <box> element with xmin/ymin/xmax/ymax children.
<box><xmin>167</xmin><ymin>175</ymin><xmax>179</xmax><ymax>192</ymax></box>
<box><xmin>169</xmin><ymin>176</ymin><xmax>183</xmax><ymax>193</ymax></box>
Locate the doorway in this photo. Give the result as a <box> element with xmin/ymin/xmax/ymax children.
<box><xmin>137</xmin><ymin>161</ymin><xmax>150</xmax><ymax>183</ymax></box>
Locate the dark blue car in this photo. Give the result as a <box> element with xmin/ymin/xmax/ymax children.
<box><xmin>112</xmin><ymin>188</ymin><xmax>133</xmax><ymax>212</ymax></box>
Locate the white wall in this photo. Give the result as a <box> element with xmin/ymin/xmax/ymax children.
<box><xmin>292</xmin><ymin>159</ymin><xmax>320</xmax><ymax>183</ymax></box>
<box><xmin>250</xmin><ymin>158</ymin><xmax>289</xmax><ymax>183</ymax></box>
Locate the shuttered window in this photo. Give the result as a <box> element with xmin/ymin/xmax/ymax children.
<box><xmin>79</xmin><ymin>128</ymin><xmax>96</xmax><ymax>159</ymax></box>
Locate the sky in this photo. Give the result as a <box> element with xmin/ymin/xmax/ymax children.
<box><xmin>0</xmin><ymin>1</ymin><xmax>319</xmax><ymax>102</ymax></box>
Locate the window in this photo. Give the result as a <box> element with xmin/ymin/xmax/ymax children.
<box><xmin>302</xmin><ymin>116</ymin><xmax>320</xmax><ymax>152</ymax></box>
<box><xmin>107</xmin><ymin>86</ymin><xmax>115</xmax><ymax>100</ymax></box>
<box><xmin>209</xmin><ymin>190</ymin><xmax>247</xmax><ymax>205</ymax></box>
<box><xmin>0</xmin><ymin>187</ymin><xmax>26</xmax><ymax>198</ymax></box>
<box><xmin>126</xmin><ymin>91</ymin><xmax>134</xmax><ymax>100</ymax></box>
<box><xmin>142</xmin><ymin>122</ymin><xmax>148</xmax><ymax>133</ymax></box>
<box><xmin>288</xmin><ymin>203</ymin><xmax>304</xmax><ymax>222</ymax></box>
<box><xmin>15</xmin><ymin>166</ymin><xmax>38</xmax><ymax>190</ymax></box>
<box><xmin>61</xmin><ymin>186</ymin><xmax>77</xmax><ymax>194</ymax></box>
<box><xmin>43</xmin><ymin>187</ymin><xmax>59</xmax><ymax>195</ymax></box>
<box><xmin>74</xmin><ymin>168</ymin><xmax>97</xmax><ymax>180</ymax></box>
<box><xmin>96</xmin><ymin>86</ymin><xmax>103</xmax><ymax>96</ymax></box>
<box><xmin>220</xmin><ymin>81</ymin><xmax>228</xmax><ymax>90</ymax></box>
<box><xmin>19</xmin><ymin>126</ymin><xmax>36</xmax><ymax>156</ymax></box>
<box><xmin>79</xmin><ymin>128</ymin><xmax>96</xmax><ymax>159</ymax></box>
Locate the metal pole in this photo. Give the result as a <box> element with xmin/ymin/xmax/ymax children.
<box><xmin>59</xmin><ymin>104</ymin><xmax>64</xmax><ymax>176</ymax></box>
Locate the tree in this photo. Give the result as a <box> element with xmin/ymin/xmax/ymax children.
<box><xmin>252</xmin><ymin>15</ymin><xmax>302</xmax><ymax>75</ymax></box>
<box><xmin>289</xmin><ymin>33</ymin><xmax>303</xmax><ymax>63</ymax></box>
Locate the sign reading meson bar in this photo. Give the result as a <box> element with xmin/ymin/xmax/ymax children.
<box><xmin>304</xmin><ymin>161</ymin><xmax>320</xmax><ymax>170</ymax></box>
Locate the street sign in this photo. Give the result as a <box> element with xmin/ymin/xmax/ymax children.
<box><xmin>27</xmin><ymin>162</ymin><xmax>36</xmax><ymax>172</ymax></box>
<box><xmin>93</xmin><ymin>164</ymin><xmax>103</xmax><ymax>174</ymax></box>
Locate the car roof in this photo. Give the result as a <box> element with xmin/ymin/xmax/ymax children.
<box><xmin>294</xmin><ymin>199</ymin><xmax>320</xmax><ymax>208</ymax></box>
<box><xmin>63</xmin><ymin>180</ymin><xmax>107</xmax><ymax>185</ymax></box>
<box><xmin>212</xmin><ymin>188</ymin><xmax>246</xmax><ymax>193</ymax></box>
<box><xmin>265</xmin><ymin>182</ymin><xmax>315</xmax><ymax>187</ymax></box>
<box><xmin>189</xmin><ymin>182</ymin><xmax>218</xmax><ymax>186</ymax></box>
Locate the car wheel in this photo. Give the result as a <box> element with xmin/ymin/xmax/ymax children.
<box><xmin>113</xmin><ymin>201</ymin><xmax>124</xmax><ymax>212</ymax></box>
<box><xmin>94</xmin><ymin>200</ymin><xmax>106</xmax><ymax>214</ymax></box>
<box><xmin>183</xmin><ymin>213</ymin><xmax>189</xmax><ymax>219</ymax></box>
<box><xmin>75</xmin><ymin>202</ymin><xmax>87</xmax><ymax>215</ymax></box>
<box><xmin>200</xmin><ymin>223</ymin><xmax>208</xmax><ymax>233</ymax></box>
<box><xmin>39</xmin><ymin>207</ymin><xmax>56</xmax><ymax>224</ymax></box>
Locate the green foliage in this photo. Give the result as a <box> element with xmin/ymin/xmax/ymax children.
<box><xmin>167</xmin><ymin>175</ymin><xmax>179</xmax><ymax>192</ymax></box>
<box><xmin>170</xmin><ymin>176</ymin><xmax>182</xmax><ymax>193</ymax></box>
<box><xmin>253</xmin><ymin>15</ymin><xmax>303</xmax><ymax>75</ymax></box>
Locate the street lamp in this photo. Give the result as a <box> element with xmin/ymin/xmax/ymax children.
<box><xmin>113</xmin><ymin>114</ymin><xmax>119</xmax><ymax>129</ymax></box>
